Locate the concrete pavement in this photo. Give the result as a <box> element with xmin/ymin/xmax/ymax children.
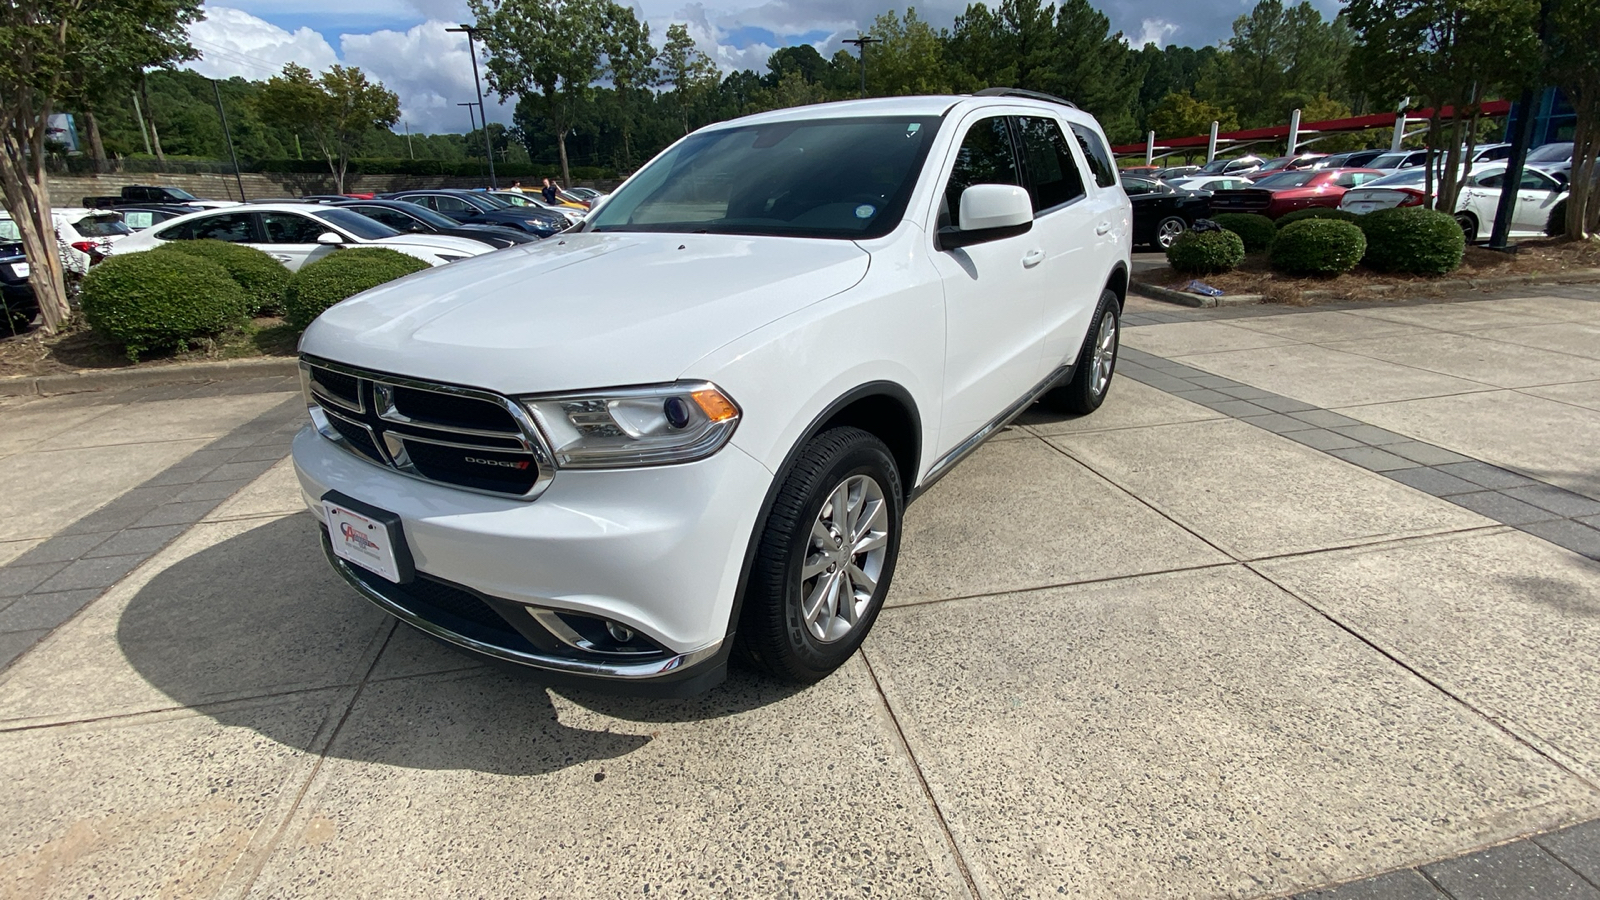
<box><xmin>3</xmin><ymin>287</ymin><xmax>1600</xmax><ymax>898</ymax></box>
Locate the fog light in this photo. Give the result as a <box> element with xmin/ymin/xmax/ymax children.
<box><xmin>606</xmin><ymin>621</ymin><xmax>635</xmax><ymax>643</ymax></box>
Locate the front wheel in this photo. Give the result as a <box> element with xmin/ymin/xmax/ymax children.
<box><xmin>737</xmin><ymin>427</ymin><xmax>903</xmax><ymax>683</ymax></box>
<box><xmin>1041</xmin><ymin>289</ymin><xmax>1120</xmax><ymax>416</ymax></box>
<box><xmin>1455</xmin><ymin>212</ymin><xmax>1479</xmax><ymax>244</ymax></box>
<box><xmin>1156</xmin><ymin>216</ymin><xmax>1187</xmax><ymax>249</ymax></box>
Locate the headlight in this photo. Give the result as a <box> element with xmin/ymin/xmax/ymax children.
<box><xmin>521</xmin><ymin>382</ymin><xmax>740</xmax><ymax>468</ymax></box>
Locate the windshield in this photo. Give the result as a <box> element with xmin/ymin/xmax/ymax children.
<box><xmin>311</xmin><ymin>208</ymin><xmax>400</xmax><ymax>240</ymax></box>
<box><xmin>590</xmin><ymin>116</ymin><xmax>941</xmax><ymax>239</ymax></box>
<box><xmin>469</xmin><ymin>192</ymin><xmax>511</xmax><ymax>208</ymax></box>
<box><xmin>162</xmin><ymin>188</ymin><xmax>199</xmax><ymax>201</ymax></box>
<box><xmin>1370</xmin><ymin>152</ymin><xmax>1419</xmax><ymax>169</ymax></box>
<box><xmin>1254</xmin><ymin>171</ymin><xmax>1318</xmax><ymax>188</ymax></box>
<box><xmin>1527</xmin><ymin>142</ymin><xmax>1573</xmax><ymax>162</ymax></box>
<box><xmin>492</xmin><ymin>192</ymin><xmax>533</xmax><ymax>207</ymax></box>
<box><xmin>366</xmin><ymin>203</ymin><xmax>459</xmax><ymax>230</ymax></box>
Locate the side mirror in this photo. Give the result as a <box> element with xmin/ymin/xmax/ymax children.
<box><xmin>938</xmin><ymin>184</ymin><xmax>1033</xmax><ymax>250</ymax></box>
<box><xmin>316</xmin><ymin>232</ymin><xmax>344</xmax><ymax>246</ymax></box>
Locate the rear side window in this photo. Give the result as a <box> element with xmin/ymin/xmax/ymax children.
<box><xmin>73</xmin><ymin>216</ymin><xmax>131</xmax><ymax>237</ymax></box>
<box><xmin>942</xmin><ymin>116</ymin><xmax>1020</xmax><ymax>228</ymax></box>
<box><xmin>1016</xmin><ymin>116</ymin><xmax>1086</xmax><ymax>212</ymax></box>
<box><xmin>1069</xmin><ymin>122</ymin><xmax>1117</xmax><ymax>188</ymax></box>
<box><xmin>160</xmin><ymin>212</ymin><xmax>254</xmax><ymax>242</ymax></box>
<box><xmin>258</xmin><ymin>212</ymin><xmax>326</xmax><ymax>244</ymax></box>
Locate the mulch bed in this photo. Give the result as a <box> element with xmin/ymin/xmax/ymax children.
<box><xmin>1140</xmin><ymin>238</ymin><xmax>1600</xmax><ymax>305</ymax></box>
<box><xmin>0</xmin><ymin>316</ymin><xmax>298</xmax><ymax>380</ymax></box>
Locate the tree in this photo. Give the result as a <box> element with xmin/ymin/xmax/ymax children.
<box><xmin>1203</xmin><ymin>1</ymin><xmax>1353</xmax><ymax>128</ymax></box>
<box><xmin>1547</xmin><ymin>0</ymin><xmax>1600</xmax><ymax>239</ymax></box>
<box><xmin>1148</xmin><ymin>92</ymin><xmax>1239</xmax><ymax>138</ymax></box>
<box><xmin>471</xmin><ymin>0</ymin><xmax>627</xmax><ymax>187</ymax></box>
<box><xmin>867</xmin><ymin>8</ymin><xmax>961</xmax><ymax>96</ymax></box>
<box><xmin>256</xmin><ymin>63</ymin><xmax>399</xmax><ymax>193</ymax></box>
<box><xmin>603</xmin><ymin>8</ymin><xmax>655</xmax><ymax>167</ymax></box>
<box><xmin>0</xmin><ymin>0</ymin><xmax>201</xmax><ymax>334</ymax></box>
<box><xmin>656</xmin><ymin>23</ymin><xmax>719</xmax><ymax>134</ymax></box>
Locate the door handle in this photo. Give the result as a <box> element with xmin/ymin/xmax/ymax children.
<box><xmin>1095</xmin><ymin>222</ymin><xmax>1111</xmax><ymax>236</ymax></box>
<box><xmin>1022</xmin><ymin>249</ymin><xmax>1045</xmax><ymax>268</ymax></box>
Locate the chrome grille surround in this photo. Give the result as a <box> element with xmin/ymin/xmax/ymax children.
<box><xmin>300</xmin><ymin>354</ymin><xmax>557</xmax><ymax>500</ymax></box>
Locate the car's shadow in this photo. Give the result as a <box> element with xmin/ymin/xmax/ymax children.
<box><xmin>116</xmin><ymin>515</ymin><xmax>800</xmax><ymax>776</ymax></box>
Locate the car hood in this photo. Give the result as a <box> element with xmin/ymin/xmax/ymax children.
<box><xmin>371</xmin><ymin>233</ymin><xmax>490</xmax><ymax>256</ymax></box>
<box><xmin>300</xmin><ymin>231</ymin><xmax>871</xmax><ymax>394</ymax></box>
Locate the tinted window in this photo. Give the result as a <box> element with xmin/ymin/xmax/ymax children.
<box><xmin>1521</xmin><ymin>169</ymin><xmax>1559</xmax><ymax>191</ymax></box>
<box><xmin>349</xmin><ymin>206</ymin><xmax>419</xmax><ymax>231</ymax></box>
<box><xmin>164</xmin><ymin>212</ymin><xmax>254</xmax><ymax>242</ymax></box>
<box><xmin>1527</xmin><ymin>142</ymin><xmax>1573</xmax><ymax>163</ymax></box>
<box><xmin>1068</xmin><ymin>122</ymin><xmax>1117</xmax><ymax>188</ymax></box>
<box><xmin>258</xmin><ymin>212</ymin><xmax>326</xmax><ymax>244</ymax></box>
<box><xmin>430</xmin><ymin>195</ymin><xmax>476</xmax><ymax>215</ymax></box>
<box><xmin>1120</xmin><ymin>178</ymin><xmax>1156</xmax><ymax>196</ymax></box>
<box><xmin>1016</xmin><ymin>116</ymin><xmax>1086</xmax><ymax>212</ymax></box>
<box><xmin>590</xmin><ymin>116</ymin><xmax>940</xmax><ymax>239</ymax></box>
<box><xmin>310</xmin><ymin>208</ymin><xmax>400</xmax><ymax>240</ymax></box>
<box><xmin>1254</xmin><ymin>172</ymin><xmax>1317</xmax><ymax>188</ymax></box>
<box><xmin>71</xmin><ymin>216</ymin><xmax>131</xmax><ymax>237</ymax></box>
<box><xmin>940</xmin><ymin>117</ymin><xmax>1020</xmax><ymax>228</ymax></box>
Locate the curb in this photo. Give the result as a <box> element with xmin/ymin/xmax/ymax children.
<box><xmin>1132</xmin><ymin>267</ymin><xmax>1600</xmax><ymax>309</ymax></box>
<box><xmin>0</xmin><ymin>357</ymin><xmax>299</xmax><ymax>397</ymax></box>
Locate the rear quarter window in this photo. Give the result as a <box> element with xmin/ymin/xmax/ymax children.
<box><xmin>1068</xmin><ymin>122</ymin><xmax>1118</xmax><ymax>188</ymax></box>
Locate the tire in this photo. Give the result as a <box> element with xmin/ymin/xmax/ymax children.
<box><xmin>737</xmin><ymin>427</ymin><xmax>903</xmax><ymax>683</ymax></box>
<box><xmin>1156</xmin><ymin>216</ymin><xmax>1187</xmax><ymax>249</ymax></box>
<box><xmin>1455</xmin><ymin>212</ymin><xmax>1479</xmax><ymax>244</ymax></box>
<box><xmin>1040</xmin><ymin>289</ymin><xmax>1120</xmax><ymax>416</ymax></box>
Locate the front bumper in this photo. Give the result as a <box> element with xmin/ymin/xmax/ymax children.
<box><xmin>292</xmin><ymin>425</ymin><xmax>772</xmax><ymax>688</ymax></box>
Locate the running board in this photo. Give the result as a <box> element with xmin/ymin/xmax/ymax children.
<box><xmin>910</xmin><ymin>362</ymin><xmax>1076</xmax><ymax>503</ymax></box>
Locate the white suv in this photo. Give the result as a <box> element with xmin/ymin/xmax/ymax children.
<box><xmin>292</xmin><ymin>92</ymin><xmax>1133</xmax><ymax>694</ymax></box>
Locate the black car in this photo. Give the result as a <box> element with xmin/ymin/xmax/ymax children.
<box><xmin>383</xmin><ymin>190</ymin><xmax>567</xmax><ymax>238</ymax></box>
<box><xmin>114</xmin><ymin>204</ymin><xmax>203</xmax><ymax>231</ymax></box>
<box><xmin>1314</xmin><ymin>149</ymin><xmax>1387</xmax><ymax>170</ymax></box>
<box><xmin>331</xmin><ymin>199</ymin><xmax>539</xmax><ymax>249</ymax></box>
<box><xmin>0</xmin><ymin>241</ymin><xmax>36</xmax><ymax>336</ymax></box>
<box><xmin>1122</xmin><ymin>176</ymin><xmax>1211</xmax><ymax>249</ymax></box>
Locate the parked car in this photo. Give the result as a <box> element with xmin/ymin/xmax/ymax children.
<box><xmin>115</xmin><ymin>204</ymin><xmax>202</xmax><ymax>231</ymax></box>
<box><xmin>331</xmin><ymin>199</ymin><xmax>539</xmax><ymax>249</ymax></box>
<box><xmin>1166</xmin><ymin>175</ymin><xmax>1255</xmax><ymax>194</ymax></box>
<box><xmin>114</xmin><ymin>203</ymin><xmax>492</xmax><ymax>270</ymax></box>
<box><xmin>1208</xmin><ymin>168</ymin><xmax>1386</xmax><ymax>219</ymax></box>
<box><xmin>1368</xmin><ymin>149</ymin><xmax>1432</xmax><ymax>173</ymax></box>
<box><xmin>0</xmin><ymin>207</ymin><xmax>131</xmax><ymax>274</ymax></box>
<box><xmin>484</xmin><ymin>190</ymin><xmax>587</xmax><ymax>224</ymax></box>
<box><xmin>292</xmin><ymin>92</ymin><xmax>1133</xmax><ymax>693</ymax></box>
<box><xmin>1120</xmin><ymin>165</ymin><xmax>1163</xmax><ymax>178</ymax></box>
<box><xmin>565</xmin><ymin>187</ymin><xmax>605</xmax><ymax>202</ymax></box>
<box><xmin>1339</xmin><ymin>163</ymin><xmax>1568</xmax><ymax>241</ymax></box>
<box><xmin>1251</xmin><ymin>153</ymin><xmax>1328</xmax><ymax>177</ymax></box>
<box><xmin>1313</xmin><ymin>150</ymin><xmax>1388</xmax><ymax>170</ymax></box>
<box><xmin>1196</xmin><ymin>155</ymin><xmax>1267</xmax><ymax>177</ymax></box>
<box><xmin>1152</xmin><ymin>165</ymin><xmax>1202</xmax><ymax>181</ymax></box>
<box><xmin>83</xmin><ymin>184</ymin><xmax>238</xmax><ymax>209</ymax></box>
<box><xmin>1527</xmin><ymin>142</ymin><xmax>1574</xmax><ymax>166</ymax></box>
<box><xmin>384</xmin><ymin>190</ymin><xmax>569</xmax><ymax>238</ymax></box>
<box><xmin>1122</xmin><ymin>176</ymin><xmax>1210</xmax><ymax>248</ymax></box>
<box><xmin>0</xmin><ymin>241</ymin><xmax>34</xmax><ymax>336</ymax></box>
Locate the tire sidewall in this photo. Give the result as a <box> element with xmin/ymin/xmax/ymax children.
<box><xmin>776</xmin><ymin>440</ymin><xmax>902</xmax><ymax>677</ymax></box>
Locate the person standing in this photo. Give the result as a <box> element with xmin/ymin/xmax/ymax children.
<box><xmin>541</xmin><ymin>177</ymin><xmax>558</xmax><ymax>205</ymax></box>
<box><xmin>508</xmin><ymin>182</ymin><xmax>525</xmax><ymax>193</ymax></box>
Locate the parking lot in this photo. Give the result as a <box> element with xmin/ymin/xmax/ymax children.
<box><xmin>3</xmin><ymin>285</ymin><xmax>1600</xmax><ymax>899</ymax></box>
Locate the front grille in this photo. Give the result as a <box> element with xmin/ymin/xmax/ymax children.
<box><xmin>301</xmin><ymin>356</ymin><xmax>555</xmax><ymax>499</ymax></box>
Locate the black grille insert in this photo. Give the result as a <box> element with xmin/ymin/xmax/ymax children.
<box><xmin>311</xmin><ymin>368</ymin><xmax>361</xmax><ymax>408</ymax></box>
<box><xmin>326</xmin><ymin>414</ymin><xmax>384</xmax><ymax>462</ymax></box>
<box><xmin>391</xmin><ymin>385</ymin><xmax>519</xmax><ymax>432</ymax></box>
<box><xmin>402</xmin><ymin>440</ymin><xmax>541</xmax><ymax>494</ymax></box>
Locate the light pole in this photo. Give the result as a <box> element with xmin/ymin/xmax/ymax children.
<box><xmin>842</xmin><ymin>34</ymin><xmax>882</xmax><ymax>99</ymax></box>
<box><xmin>447</xmin><ymin>24</ymin><xmax>497</xmax><ymax>189</ymax></box>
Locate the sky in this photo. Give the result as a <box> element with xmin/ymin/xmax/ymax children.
<box><xmin>184</xmin><ymin>0</ymin><xmax>1344</xmax><ymax>134</ymax></box>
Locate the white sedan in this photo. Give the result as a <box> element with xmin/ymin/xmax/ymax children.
<box><xmin>113</xmin><ymin>203</ymin><xmax>492</xmax><ymax>270</ymax></box>
<box><xmin>1340</xmin><ymin>164</ymin><xmax>1568</xmax><ymax>241</ymax></box>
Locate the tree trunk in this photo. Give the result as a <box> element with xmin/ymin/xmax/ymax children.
<box><xmin>1569</xmin><ymin>97</ymin><xmax>1596</xmax><ymax>239</ymax></box>
<box><xmin>140</xmin><ymin>74</ymin><xmax>165</xmax><ymax>163</ymax></box>
<box><xmin>85</xmin><ymin>109</ymin><xmax>108</xmax><ymax>174</ymax></box>
<box><xmin>1424</xmin><ymin>110</ymin><xmax>1441</xmax><ymax>208</ymax></box>
<box><xmin>557</xmin><ymin>127</ymin><xmax>571</xmax><ymax>188</ymax></box>
<box><xmin>1438</xmin><ymin>113</ymin><xmax>1464</xmax><ymax>213</ymax></box>
<box><xmin>0</xmin><ymin>102</ymin><xmax>71</xmax><ymax>333</ymax></box>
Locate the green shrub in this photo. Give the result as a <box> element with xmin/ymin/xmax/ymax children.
<box><xmin>285</xmin><ymin>248</ymin><xmax>431</xmax><ymax>330</ymax></box>
<box><xmin>1276</xmin><ymin>207</ymin><xmax>1359</xmax><ymax>229</ymax></box>
<box><xmin>152</xmin><ymin>240</ymin><xmax>290</xmax><ymax>315</ymax></box>
<box><xmin>1166</xmin><ymin>228</ymin><xmax>1246</xmax><ymax>274</ymax></box>
<box><xmin>1210</xmin><ymin>213</ymin><xmax>1278</xmax><ymax>252</ymax></box>
<box><xmin>80</xmin><ymin>252</ymin><xmax>249</xmax><ymax>360</ymax></box>
<box><xmin>1547</xmin><ymin>198</ymin><xmax>1568</xmax><ymax>237</ymax></box>
<box><xmin>1270</xmin><ymin>219</ymin><xmax>1367</xmax><ymax>276</ymax></box>
<box><xmin>1356</xmin><ymin>206</ymin><xmax>1466</xmax><ymax>275</ymax></box>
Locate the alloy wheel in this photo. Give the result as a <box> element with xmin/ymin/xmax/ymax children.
<box><xmin>1157</xmin><ymin>218</ymin><xmax>1186</xmax><ymax>249</ymax></box>
<box><xmin>1090</xmin><ymin>308</ymin><xmax>1118</xmax><ymax>396</ymax></box>
<box><xmin>799</xmin><ymin>474</ymin><xmax>889</xmax><ymax>643</ymax></box>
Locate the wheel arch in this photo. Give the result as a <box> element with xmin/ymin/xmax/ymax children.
<box><xmin>1104</xmin><ymin>262</ymin><xmax>1129</xmax><ymax>310</ymax></box>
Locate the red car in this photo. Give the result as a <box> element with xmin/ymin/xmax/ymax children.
<box><xmin>1208</xmin><ymin>168</ymin><xmax>1386</xmax><ymax>219</ymax></box>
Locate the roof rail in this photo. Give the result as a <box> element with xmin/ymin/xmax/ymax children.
<box><xmin>973</xmin><ymin>87</ymin><xmax>1078</xmax><ymax>110</ymax></box>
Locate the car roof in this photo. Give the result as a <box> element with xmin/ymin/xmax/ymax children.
<box><xmin>706</xmin><ymin>93</ymin><xmax>1100</xmax><ymax>132</ymax></box>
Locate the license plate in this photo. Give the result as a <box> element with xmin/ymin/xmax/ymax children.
<box><xmin>10</xmin><ymin>262</ymin><xmax>27</xmax><ymax>278</ymax></box>
<box><xmin>323</xmin><ymin>497</ymin><xmax>406</xmax><ymax>583</ymax></box>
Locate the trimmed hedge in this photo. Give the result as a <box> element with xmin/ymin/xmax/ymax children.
<box><xmin>1166</xmin><ymin>229</ymin><xmax>1246</xmax><ymax>274</ymax></box>
<box><xmin>1547</xmin><ymin>197</ymin><xmax>1568</xmax><ymax>237</ymax></box>
<box><xmin>80</xmin><ymin>252</ymin><xmax>250</xmax><ymax>360</ymax></box>
<box><xmin>1356</xmin><ymin>207</ymin><xmax>1465</xmax><ymax>275</ymax></box>
<box><xmin>1270</xmin><ymin>219</ymin><xmax>1367</xmax><ymax>276</ymax></box>
<box><xmin>285</xmin><ymin>248</ymin><xmax>431</xmax><ymax>330</ymax></box>
<box><xmin>1210</xmin><ymin>213</ymin><xmax>1278</xmax><ymax>253</ymax></box>
<box><xmin>1276</xmin><ymin>207</ymin><xmax>1359</xmax><ymax>229</ymax></box>
<box><xmin>151</xmin><ymin>240</ymin><xmax>290</xmax><ymax>315</ymax></box>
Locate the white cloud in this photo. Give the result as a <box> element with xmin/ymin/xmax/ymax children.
<box><xmin>1134</xmin><ymin>17</ymin><xmax>1180</xmax><ymax>49</ymax></box>
<box><xmin>187</xmin><ymin>7</ymin><xmax>339</xmax><ymax>80</ymax></box>
<box><xmin>341</xmin><ymin>22</ymin><xmax>514</xmax><ymax>134</ymax></box>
